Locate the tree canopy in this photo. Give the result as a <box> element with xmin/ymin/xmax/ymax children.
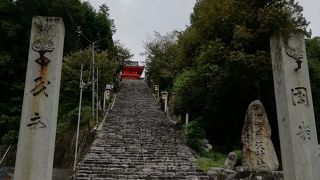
<box><xmin>0</xmin><ymin>0</ymin><xmax>132</xmax><ymax>144</ymax></box>
<box><xmin>144</xmin><ymin>0</ymin><xmax>314</xmax><ymax>151</ymax></box>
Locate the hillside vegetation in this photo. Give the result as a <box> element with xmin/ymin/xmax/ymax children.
<box><xmin>144</xmin><ymin>0</ymin><xmax>320</xmax><ymax>153</ymax></box>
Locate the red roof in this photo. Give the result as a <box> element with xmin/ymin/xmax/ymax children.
<box><xmin>121</xmin><ymin>66</ymin><xmax>144</xmax><ymax>80</ymax></box>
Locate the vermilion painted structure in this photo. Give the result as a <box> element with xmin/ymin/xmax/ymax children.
<box><xmin>121</xmin><ymin>61</ymin><xmax>144</xmax><ymax>80</ymax></box>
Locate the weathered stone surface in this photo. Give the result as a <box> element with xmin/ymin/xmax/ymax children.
<box><xmin>207</xmin><ymin>170</ymin><xmax>218</xmax><ymax>180</ymax></box>
<box><xmin>201</xmin><ymin>139</ymin><xmax>213</xmax><ymax>152</ymax></box>
<box><xmin>207</xmin><ymin>167</ymin><xmax>236</xmax><ymax>180</ymax></box>
<box><xmin>75</xmin><ymin>80</ymin><xmax>208</xmax><ymax>179</ymax></box>
<box><xmin>224</xmin><ymin>152</ymin><xmax>237</xmax><ymax>170</ymax></box>
<box><xmin>14</xmin><ymin>16</ymin><xmax>65</xmax><ymax>180</ymax></box>
<box><xmin>241</xmin><ymin>100</ymin><xmax>279</xmax><ymax>172</ymax></box>
<box><xmin>270</xmin><ymin>33</ymin><xmax>320</xmax><ymax>180</ymax></box>
<box><xmin>233</xmin><ymin>171</ymin><xmax>284</xmax><ymax>180</ymax></box>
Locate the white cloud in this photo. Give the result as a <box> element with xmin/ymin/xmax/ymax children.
<box><xmin>296</xmin><ymin>0</ymin><xmax>320</xmax><ymax>37</ymax></box>
<box><xmin>88</xmin><ymin>0</ymin><xmax>196</xmax><ymax>62</ymax></box>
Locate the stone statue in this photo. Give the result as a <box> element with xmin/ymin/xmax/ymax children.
<box><xmin>224</xmin><ymin>152</ymin><xmax>237</xmax><ymax>170</ymax></box>
<box><xmin>241</xmin><ymin>100</ymin><xmax>279</xmax><ymax>172</ymax></box>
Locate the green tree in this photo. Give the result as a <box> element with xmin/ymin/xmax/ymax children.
<box><xmin>306</xmin><ymin>37</ymin><xmax>320</xmax><ymax>139</ymax></box>
<box><xmin>178</xmin><ymin>0</ymin><xmax>309</xmax><ymax>148</ymax></box>
<box><xmin>144</xmin><ymin>31</ymin><xmax>180</xmax><ymax>90</ymax></box>
<box><xmin>0</xmin><ymin>0</ymin><xmax>119</xmax><ymax>144</ymax></box>
<box><xmin>146</xmin><ymin>0</ymin><xmax>310</xmax><ymax>151</ymax></box>
<box><xmin>113</xmin><ymin>40</ymin><xmax>134</xmax><ymax>72</ymax></box>
<box><xmin>58</xmin><ymin>48</ymin><xmax>120</xmax><ymax>131</ymax></box>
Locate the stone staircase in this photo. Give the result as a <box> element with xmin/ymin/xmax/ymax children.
<box><xmin>75</xmin><ymin>80</ymin><xmax>209</xmax><ymax>180</ymax></box>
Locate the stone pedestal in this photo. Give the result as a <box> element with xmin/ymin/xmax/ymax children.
<box><xmin>270</xmin><ymin>33</ymin><xmax>320</xmax><ymax>180</ymax></box>
<box><xmin>14</xmin><ymin>16</ymin><xmax>65</xmax><ymax>180</ymax></box>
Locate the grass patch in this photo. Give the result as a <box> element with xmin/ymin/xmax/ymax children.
<box><xmin>197</xmin><ymin>157</ymin><xmax>225</xmax><ymax>172</ymax></box>
<box><xmin>197</xmin><ymin>150</ymin><xmax>226</xmax><ymax>172</ymax></box>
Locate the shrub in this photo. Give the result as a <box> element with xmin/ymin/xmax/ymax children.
<box><xmin>183</xmin><ymin>118</ymin><xmax>205</xmax><ymax>151</ymax></box>
<box><xmin>197</xmin><ymin>149</ymin><xmax>227</xmax><ymax>172</ymax></box>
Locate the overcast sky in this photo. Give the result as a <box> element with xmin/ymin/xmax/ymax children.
<box><xmin>87</xmin><ymin>0</ymin><xmax>320</xmax><ymax>63</ymax></box>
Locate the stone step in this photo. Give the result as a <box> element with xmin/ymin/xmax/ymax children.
<box><xmin>75</xmin><ymin>80</ymin><xmax>208</xmax><ymax>179</ymax></box>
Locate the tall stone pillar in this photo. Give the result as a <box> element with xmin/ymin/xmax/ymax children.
<box><xmin>14</xmin><ymin>16</ymin><xmax>65</xmax><ymax>180</ymax></box>
<box><xmin>270</xmin><ymin>33</ymin><xmax>320</xmax><ymax>180</ymax></box>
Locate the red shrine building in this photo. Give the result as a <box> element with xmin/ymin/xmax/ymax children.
<box><xmin>121</xmin><ymin>61</ymin><xmax>144</xmax><ymax>80</ymax></box>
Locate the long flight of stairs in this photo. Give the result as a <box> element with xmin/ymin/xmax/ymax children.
<box><xmin>75</xmin><ymin>80</ymin><xmax>209</xmax><ymax>179</ymax></box>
